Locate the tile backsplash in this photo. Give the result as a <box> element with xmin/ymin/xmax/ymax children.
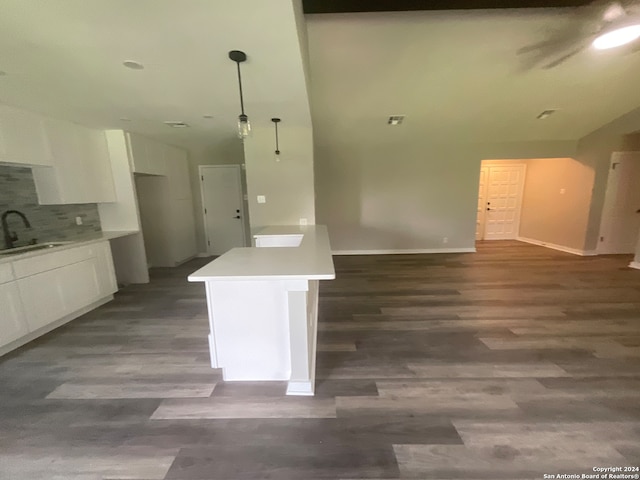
<box><xmin>0</xmin><ymin>165</ymin><xmax>101</xmax><ymax>249</ymax></box>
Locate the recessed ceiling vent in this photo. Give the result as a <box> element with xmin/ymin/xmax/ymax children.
<box><xmin>536</xmin><ymin>109</ymin><xmax>556</xmax><ymax>120</ymax></box>
<box><xmin>164</xmin><ymin>121</ymin><xmax>189</xmax><ymax>128</ymax></box>
<box><xmin>388</xmin><ymin>115</ymin><xmax>405</xmax><ymax>125</ymax></box>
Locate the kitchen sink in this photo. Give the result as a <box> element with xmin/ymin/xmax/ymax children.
<box><xmin>0</xmin><ymin>242</ymin><xmax>73</xmax><ymax>256</ymax></box>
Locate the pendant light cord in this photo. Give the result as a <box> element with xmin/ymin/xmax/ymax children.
<box><xmin>275</xmin><ymin>121</ymin><xmax>279</xmax><ymax>151</ymax></box>
<box><xmin>236</xmin><ymin>62</ymin><xmax>245</xmax><ymax>116</ymax></box>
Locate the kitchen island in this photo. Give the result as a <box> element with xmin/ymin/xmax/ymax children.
<box><xmin>188</xmin><ymin>225</ymin><xmax>335</xmax><ymax>396</ymax></box>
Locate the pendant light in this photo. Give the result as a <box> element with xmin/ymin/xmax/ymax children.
<box><xmin>228</xmin><ymin>50</ymin><xmax>251</xmax><ymax>139</ymax></box>
<box><xmin>272</xmin><ymin>118</ymin><xmax>281</xmax><ymax>162</ymax></box>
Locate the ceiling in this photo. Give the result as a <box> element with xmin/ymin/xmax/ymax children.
<box><xmin>306</xmin><ymin>8</ymin><xmax>640</xmax><ymax>145</ymax></box>
<box><xmin>0</xmin><ymin>0</ymin><xmax>310</xmax><ymax>150</ymax></box>
<box><xmin>302</xmin><ymin>0</ymin><xmax>591</xmax><ymax>14</ymax></box>
<box><xmin>1</xmin><ymin>1</ymin><xmax>640</xmax><ymax>153</ymax></box>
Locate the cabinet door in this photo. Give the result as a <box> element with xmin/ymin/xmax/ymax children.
<box><xmin>79</xmin><ymin>129</ymin><xmax>116</xmax><ymax>203</ymax></box>
<box><xmin>18</xmin><ymin>269</ymin><xmax>67</xmax><ymax>332</ymax></box>
<box><xmin>0</xmin><ymin>282</ymin><xmax>29</xmax><ymax>347</ymax></box>
<box><xmin>33</xmin><ymin>120</ymin><xmax>117</xmax><ymax>204</ymax></box>
<box><xmin>0</xmin><ymin>105</ymin><xmax>52</xmax><ymax>166</ymax></box>
<box><xmin>61</xmin><ymin>259</ymin><xmax>101</xmax><ymax>312</ymax></box>
<box><xmin>18</xmin><ymin>258</ymin><xmax>100</xmax><ymax>332</ymax></box>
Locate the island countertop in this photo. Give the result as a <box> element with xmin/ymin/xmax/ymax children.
<box><xmin>188</xmin><ymin>225</ymin><xmax>335</xmax><ymax>282</ymax></box>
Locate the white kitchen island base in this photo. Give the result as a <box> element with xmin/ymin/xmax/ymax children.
<box><xmin>188</xmin><ymin>226</ymin><xmax>334</xmax><ymax>396</ymax></box>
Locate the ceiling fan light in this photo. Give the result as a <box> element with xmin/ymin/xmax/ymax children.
<box><xmin>593</xmin><ymin>24</ymin><xmax>640</xmax><ymax>50</ymax></box>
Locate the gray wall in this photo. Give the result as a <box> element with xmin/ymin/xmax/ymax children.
<box><xmin>576</xmin><ymin>106</ymin><xmax>640</xmax><ymax>251</ymax></box>
<box><xmin>0</xmin><ymin>165</ymin><xmax>101</xmax><ymax>249</ymax></box>
<box><xmin>187</xmin><ymin>139</ymin><xmax>246</xmax><ymax>253</ymax></box>
<box><xmin>315</xmin><ymin>138</ymin><xmax>578</xmax><ymax>252</ymax></box>
<box><xmin>244</xmin><ymin>125</ymin><xmax>316</xmax><ymax>231</ymax></box>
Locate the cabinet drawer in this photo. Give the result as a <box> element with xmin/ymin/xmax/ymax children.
<box><xmin>0</xmin><ymin>263</ymin><xmax>15</xmax><ymax>284</ymax></box>
<box><xmin>13</xmin><ymin>245</ymin><xmax>96</xmax><ymax>279</ymax></box>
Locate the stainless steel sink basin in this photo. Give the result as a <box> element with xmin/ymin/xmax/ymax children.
<box><xmin>0</xmin><ymin>242</ymin><xmax>73</xmax><ymax>256</ymax></box>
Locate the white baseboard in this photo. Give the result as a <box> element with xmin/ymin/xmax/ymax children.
<box><xmin>629</xmin><ymin>261</ymin><xmax>640</xmax><ymax>270</ymax></box>
<box><xmin>517</xmin><ymin>236</ymin><xmax>597</xmax><ymax>256</ymax></box>
<box><xmin>175</xmin><ymin>254</ymin><xmax>197</xmax><ymax>266</ymax></box>
<box><xmin>332</xmin><ymin>247</ymin><xmax>476</xmax><ymax>255</ymax></box>
<box><xmin>197</xmin><ymin>252</ymin><xmax>214</xmax><ymax>258</ymax></box>
<box><xmin>286</xmin><ymin>380</ymin><xmax>315</xmax><ymax>396</ymax></box>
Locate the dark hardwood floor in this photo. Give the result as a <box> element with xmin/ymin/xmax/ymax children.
<box><xmin>1</xmin><ymin>240</ymin><xmax>639</xmax><ymax>479</ymax></box>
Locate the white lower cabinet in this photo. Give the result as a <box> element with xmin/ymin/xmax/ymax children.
<box><xmin>0</xmin><ymin>282</ymin><xmax>29</xmax><ymax>347</ymax></box>
<box><xmin>18</xmin><ymin>267</ymin><xmax>68</xmax><ymax>332</ymax></box>
<box><xmin>1</xmin><ymin>240</ymin><xmax>117</xmax><ymax>353</ymax></box>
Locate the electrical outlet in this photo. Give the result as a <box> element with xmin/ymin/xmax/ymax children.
<box><xmin>75</xmin><ymin>216</ymin><xmax>83</xmax><ymax>225</ymax></box>
<box><xmin>257</xmin><ymin>195</ymin><xmax>266</xmax><ymax>204</ymax></box>
<box><xmin>299</xmin><ymin>218</ymin><xmax>308</xmax><ymax>226</ymax></box>
<box><xmin>443</xmin><ymin>237</ymin><xmax>448</xmax><ymax>244</ymax></box>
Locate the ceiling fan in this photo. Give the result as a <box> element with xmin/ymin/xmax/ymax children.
<box><xmin>518</xmin><ymin>0</ymin><xmax>640</xmax><ymax>69</ymax></box>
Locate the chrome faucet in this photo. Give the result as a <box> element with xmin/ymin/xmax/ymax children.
<box><xmin>1</xmin><ymin>210</ymin><xmax>35</xmax><ymax>249</ymax></box>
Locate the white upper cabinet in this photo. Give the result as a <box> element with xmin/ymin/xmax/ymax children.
<box><xmin>127</xmin><ymin>133</ymin><xmax>166</xmax><ymax>176</ymax></box>
<box><xmin>32</xmin><ymin>119</ymin><xmax>116</xmax><ymax>204</ymax></box>
<box><xmin>0</xmin><ymin>104</ymin><xmax>52</xmax><ymax>166</ymax></box>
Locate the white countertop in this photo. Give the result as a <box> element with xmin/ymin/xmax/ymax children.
<box><xmin>188</xmin><ymin>225</ymin><xmax>336</xmax><ymax>282</ymax></box>
<box><xmin>0</xmin><ymin>230</ymin><xmax>138</xmax><ymax>265</ymax></box>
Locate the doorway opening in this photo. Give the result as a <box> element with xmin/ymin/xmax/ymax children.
<box><xmin>476</xmin><ymin>160</ymin><xmax>527</xmax><ymax>241</ymax></box>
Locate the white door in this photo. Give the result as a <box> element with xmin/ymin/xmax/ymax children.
<box><xmin>480</xmin><ymin>164</ymin><xmax>526</xmax><ymax>240</ymax></box>
<box><xmin>200</xmin><ymin>165</ymin><xmax>246</xmax><ymax>255</ymax></box>
<box><xmin>476</xmin><ymin>166</ymin><xmax>488</xmax><ymax>240</ymax></box>
<box><xmin>597</xmin><ymin>152</ymin><xmax>640</xmax><ymax>254</ymax></box>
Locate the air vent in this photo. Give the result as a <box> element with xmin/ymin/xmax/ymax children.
<box><xmin>536</xmin><ymin>109</ymin><xmax>556</xmax><ymax>120</ymax></box>
<box><xmin>388</xmin><ymin>115</ymin><xmax>405</xmax><ymax>125</ymax></box>
<box><xmin>164</xmin><ymin>121</ymin><xmax>189</xmax><ymax>128</ymax></box>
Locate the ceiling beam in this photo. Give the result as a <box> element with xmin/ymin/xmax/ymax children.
<box><xmin>303</xmin><ymin>0</ymin><xmax>590</xmax><ymax>14</ymax></box>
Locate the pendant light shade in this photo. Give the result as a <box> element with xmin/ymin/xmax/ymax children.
<box><xmin>272</xmin><ymin>118</ymin><xmax>281</xmax><ymax>162</ymax></box>
<box><xmin>229</xmin><ymin>50</ymin><xmax>251</xmax><ymax>139</ymax></box>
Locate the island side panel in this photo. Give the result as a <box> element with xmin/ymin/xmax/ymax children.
<box><xmin>207</xmin><ymin>280</ymin><xmax>292</xmax><ymax>381</ymax></box>
<box><xmin>286</xmin><ymin>279</ymin><xmax>320</xmax><ymax>396</ymax></box>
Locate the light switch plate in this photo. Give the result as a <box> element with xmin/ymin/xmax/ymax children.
<box><xmin>257</xmin><ymin>195</ymin><xmax>266</xmax><ymax>204</ymax></box>
<box><xmin>75</xmin><ymin>216</ymin><xmax>83</xmax><ymax>225</ymax></box>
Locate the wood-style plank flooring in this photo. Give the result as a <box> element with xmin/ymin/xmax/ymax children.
<box><xmin>1</xmin><ymin>240</ymin><xmax>639</xmax><ymax>479</ymax></box>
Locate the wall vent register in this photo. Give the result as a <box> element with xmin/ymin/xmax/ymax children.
<box><xmin>388</xmin><ymin>115</ymin><xmax>405</xmax><ymax>125</ymax></box>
